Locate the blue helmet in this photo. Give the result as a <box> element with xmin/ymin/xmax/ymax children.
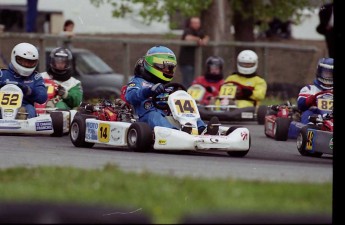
<box><xmin>314</xmin><ymin>57</ymin><xmax>333</xmax><ymax>90</ymax></box>
<box><xmin>143</xmin><ymin>46</ymin><xmax>177</xmax><ymax>83</ymax></box>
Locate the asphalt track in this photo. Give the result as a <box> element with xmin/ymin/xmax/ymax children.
<box><xmin>0</xmin><ymin>121</ymin><xmax>332</xmax><ymax>183</ymax></box>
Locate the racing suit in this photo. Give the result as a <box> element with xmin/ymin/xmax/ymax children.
<box><xmin>224</xmin><ymin>73</ymin><xmax>267</xmax><ymax>108</ymax></box>
<box><xmin>288</xmin><ymin>80</ymin><xmax>333</xmax><ymax>138</ymax></box>
<box><xmin>191</xmin><ymin>76</ymin><xmax>224</xmax><ymax>105</ymax></box>
<box><xmin>41</xmin><ymin>72</ymin><xmax>83</xmax><ymax>110</ymax></box>
<box><xmin>125</xmin><ymin>76</ymin><xmax>206</xmax><ymax>132</ymax></box>
<box><xmin>0</xmin><ymin>64</ymin><xmax>47</xmax><ymax>118</ymax></box>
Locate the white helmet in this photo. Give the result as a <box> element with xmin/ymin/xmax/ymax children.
<box><xmin>11</xmin><ymin>42</ymin><xmax>39</xmax><ymax>77</ymax></box>
<box><xmin>237</xmin><ymin>50</ymin><xmax>258</xmax><ymax>75</ymax></box>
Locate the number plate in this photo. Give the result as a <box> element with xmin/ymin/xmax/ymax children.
<box><xmin>317</xmin><ymin>98</ymin><xmax>333</xmax><ymax>111</ymax></box>
<box><xmin>0</xmin><ymin>92</ymin><xmax>22</xmax><ymax>109</ymax></box>
<box><xmin>98</xmin><ymin>123</ymin><xmax>110</xmax><ymax>143</ymax></box>
<box><xmin>173</xmin><ymin>99</ymin><xmax>198</xmax><ymax>116</ymax></box>
<box><xmin>219</xmin><ymin>84</ymin><xmax>237</xmax><ymax>98</ymax></box>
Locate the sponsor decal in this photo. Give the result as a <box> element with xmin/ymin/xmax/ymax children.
<box><xmin>157</xmin><ymin>129</ymin><xmax>172</xmax><ymax>138</ymax></box>
<box><xmin>86</xmin><ymin>122</ymin><xmax>98</xmax><ymax>140</ymax></box>
<box><xmin>128</xmin><ymin>83</ymin><xmax>136</xmax><ymax>87</ymax></box>
<box><xmin>144</xmin><ymin>101</ymin><xmax>152</xmax><ymax>110</ymax></box>
<box><xmin>35</xmin><ymin>121</ymin><xmax>53</xmax><ymax>131</ymax></box>
<box><xmin>87</xmin><ymin>122</ymin><xmax>98</xmax><ymax>129</ymax></box>
<box><xmin>306</xmin><ymin>130</ymin><xmax>314</xmax><ymax>150</ymax></box>
<box><xmin>241</xmin><ymin>131</ymin><xmax>248</xmax><ymax>140</ymax></box>
<box><xmin>0</xmin><ymin>119</ymin><xmax>20</xmax><ymax>129</ymax></box>
<box><xmin>4</xmin><ymin>109</ymin><xmax>14</xmax><ymax>117</ymax></box>
<box><xmin>158</xmin><ymin>139</ymin><xmax>167</xmax><ymax>145</ymax></box>
<box><xmin>34</xmin><ymin>73</ymin><xmax>42</xmax><ymax>80</ymax></box>
<box><xmin>329</xmin><ymin>138</ymin><xmax>333</xmax><ymax>150</ymax></box>
<box><xmin>241</xmin><ymin>112</ymin><xmax>253</xmax><ymax>119</ymax></box>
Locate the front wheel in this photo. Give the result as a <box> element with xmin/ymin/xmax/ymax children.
<box><xmin>257</xmin><ymin>105</ymin><xmax>267</xmax><ymax>125</ymax></box>
<box><xmin>127</xmin><ymin>122</ymin><xmax>153</xmax><ymax>152</ymax></box>
<box><xmin>296</xmin><ymin>126</ymin><xmax>322</xmax><ymax>157</ymax></box>
<box><xmin>50</xmin><ymin>111</ymin><xmax>64</xmax><ymax>137</ymax></box>
<box><xmin>274</xmin><ymin>117</ymin><xmax>291</xmax><ymax>141</ymax></box>
<box><xmin>70</xmin><ymin>115</ymin><xmax>95</xmax><ymax>148</ymax></box>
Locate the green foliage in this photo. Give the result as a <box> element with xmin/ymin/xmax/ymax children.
<box><xmin>90</xmin><ymin>0</ymin><xmax>316</xmax><ymax>28</ymax></box>
<box><xmin>90</xmin><ymin>0</ymin><xmax>213</xmax><ymax>24</ymax></box>
<box><xmin>0</xmin><ymin>165</ymin><xmax>332</xmax><ymax>224</ymax></box>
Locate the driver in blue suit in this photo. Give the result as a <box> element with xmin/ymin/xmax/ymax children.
<box><xmin>288</xmin><ymin>57</ymin><xmax>333</xmax><ymax>138</ymax></box>
<box><xmin>125</xmin><ymin>45</ymin><xmax>219</xmax><ymax>135</ymax></box>
<box><xmin>0</xmin><ymin>42</ymin><xmax>47</xmax><ymax>118</ymax></box>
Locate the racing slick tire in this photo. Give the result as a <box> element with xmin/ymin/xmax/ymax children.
<box><xmin>226</xmin><ymin>126</ymin><xmax>250</xmax><ymax>157</ymax></box>
<box><xmin>50</xmin><ymin>111</ymin><xmax>64</xmax><ymax>137</ymax></box>
<box><xmin>274</xmin><ymin>117</ymin><xmax>291</xmax><ymax>141</ymax></box>
<box><xmin>296</xmin><ymin>126</ymin><xmax>323</xmax><ymax>157</ymax></box>
<box><xmin>70</xmin><ymin>115</ymin><xmax>95</xmax><ymax>148</ymax></box>
<box><xmin>257</xmin><ymin>105</ymin><xmax>267</xmax><ymax>125</ymax></box>
<box><xmin>127</xmin><ymin>122</ymin><xmax>153</xmax><ymax>152</ymax></box>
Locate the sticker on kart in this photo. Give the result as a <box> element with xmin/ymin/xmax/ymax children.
<box><xmin>173</xmin><ymin>99</ymin><xmax>198</xmax><ymax>117</ymax></box>
<box><xmin>219</xmin><ymin>84</ymin><xmax>237</xmax><ymax>98</ymax></box>
<box><xmin>187</xmin><ymin>85</ymin><xmax>205</xmax><ymax>101</ymax></box>
<box><xmin>317</xmin><ymin>98</ymin><xmax>333</xmax><ymax>112</ymax></box>
<box><xmin>0</xmin><ymin>92</ymin><xmax>22</xmax><ymax>109</ymax></box>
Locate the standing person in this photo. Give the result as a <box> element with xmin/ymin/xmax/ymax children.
<box><xmin>59</xmin><ymin>19</ymin><xmax>75</xmax><ymax>49</ymax></box>
<box><xmin>190</xmin><ymin>56</ymin><xmax>225</xmax><ymax>105</ymax></box>
<box><xmin>41</xmin><ymin>47</ymin><xmax>83</xmax><ymax>110</ymax></box>
<box><xmin>125</xmin><ymin>45</ymin><xmax>219</xmax><ymax>135</ymax></box>
<box><xmin>0</xmin><ymin>42</ymin><xmax>47</xmax><ymax>118</ymax></box>
<box><xmin>223</xmin><ymin>50</ymin><xmax>267</xmax><ymax>108</ymax></box>
<box><xmin>316</xmin><ymin>2</ymin><xmax>334</xmax><ymax>58</ymax></box>
<box><xmin>178</xmin><ymin>16</ymin><xmax>209</xmax><ymax>88</ymax></box>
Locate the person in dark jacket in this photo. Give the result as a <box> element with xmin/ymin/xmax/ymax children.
<box><xmin>316</xmin><ymin>2</ymin><xmax>334</xmax><ymax>58</ymax></box>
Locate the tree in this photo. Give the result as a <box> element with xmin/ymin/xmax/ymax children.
<box><xmin>90</xmin><ymin>0</ymin><xmax>316</xmax><ymax>42</ymax></box>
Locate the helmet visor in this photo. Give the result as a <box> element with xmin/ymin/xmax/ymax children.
<box><xmin>238</xmin><ymin>62</ymin><xmax>255</xmax><ymax>68</ymax></box>
<box><xmin>51</xmin><ymin>57</ymin><xmax>70</xmax><ymax>71</ymax></box>
<box><xmin>153</xmin><ymin>61</ymin><xmax>176</xmax><ymax>77</ymax></box>
<box><xmin>15</xmin><ymin>56</ymin><xmax>38</xmax><ymax>68</ymax></box>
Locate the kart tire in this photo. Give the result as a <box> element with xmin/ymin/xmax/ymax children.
<box><xmin>127</xmin><ymin>122</ymin><xmax>153</xmax><ymax>152</ymax></box>
<box><xmin>257</xmin><ymin>105</ymin><xmax>267</xmax><ymax>125</ymax></box>
<box><xmin>70</xmin><ymin>115</ymin><xmax>95</xmax><ymax>148</ymax></box>
<box><xmin>274</xmin><ymin>117</ymin><xmax>291</xmax><ymax>141</ymax></box>
<box><xmin>296</xmin><ymin>126</ymin><xmax>323</xmax><ymax>157</ymax></box>
<box><xmin>50</xmin><ymin>111</ymin><xmax>64</xmax><ymax>137</ymax></box>
<box><xmin>226</xmin><ymin>126</ymin><xmax>250</xmax><ymax>157</ymax></box>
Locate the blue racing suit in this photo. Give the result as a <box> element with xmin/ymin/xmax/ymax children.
<box><xmin>288</xmin><ymin>80</ymin><xmax>332</xmax><ymax>138</ymax></box>
<box><xmin>0</xmin><ymin>64</ymin><xmax>48</xmax><ymax>118</ymax></box>
<box><xmin>125</xmin><ymin>76</ymin><xmax>206</xmax><ymax>131</ymax></box>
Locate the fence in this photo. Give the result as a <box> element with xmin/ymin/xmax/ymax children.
<box><xmin>0</xmin><ymin>32</ymin><xmax>321</xmax><ymax>98</ymax></box>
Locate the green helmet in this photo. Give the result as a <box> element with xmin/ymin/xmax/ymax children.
<box><xmin>143</xmin><ymin>46</ymin><xmax>177</xmax><ymax>83</ymax></box>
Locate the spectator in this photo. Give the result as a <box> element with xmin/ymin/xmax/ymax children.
<box><xmin>0</xmin><ymin>42</ymin><xmax>47</xmax><ymax>118</ymax></box>
<box><xmin>178</xmin><ymin>16</ymin><xmax>209</xmax><ymax>88</ymax></box>
<box><xmin>316</xmin><ymin>2</ymin><xmax>334</xmax><ymax>58</ymax></box>
<box><xmin>41</xmin><ymin>47</ymin><xmax>83</xmax><ymax>110</ymax></box>
<box><xmin>59</xmin><ymin>19</ymin><xmax>75</xmax><ymax>49</ymax></box>
<box><xmin>190</xmin><ymin>56</ymin><xmax>225</xmax><ymax>105</ymax></box>
<box><xmin>223</xmin><ymin>50</ymin><xmax>267</xmax><ymax>108</ymax></box>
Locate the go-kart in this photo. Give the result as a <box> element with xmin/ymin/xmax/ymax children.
<box><xmin>0</xmin><ymin>82</ymin><xmax>65</xmax><ymax>136</ymax></box>
<box><xmin>280</xmin><ymin>90</ymin><xmax>333</xmax><ymax>142</ymax></box>
<box><xmin>263</xmin><ymin>101</ymin><xmax>301</xmax><ymax>141</ymax></box>
<box><xmin>296</xmin><ymin>112</ymin><xmax>333</xmax><ymax>157</ymax></box>
<box><xmin>34</xmin><ymin>77</ymin><xmax>78</xmax><ymax>135</ymax></box>
<box><xmin>70</xmin><ymin>83</ymin><xmax>251</xmax><ymax>157</ymax></box>
<box><xmin>187</xmin><ymin>82</ymin><xmax>267</xmax><ymax>124</ymax></box>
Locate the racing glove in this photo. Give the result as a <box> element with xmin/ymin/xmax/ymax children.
<box><xmin>17</xmin><ymin>83</ymin><xmax>32</xmax><ymax>96</ymax></box>
<box><xmin>143</xmin><ymin>83</ymin><xmax>165</xmax><ymax>98</ymax></box>
<box><xmin>205</xmin><ymin>86</ymin><xmax>214</xmax><ymax>93</ymax></box>
<box><xmin>305</xmin><ymin>94</ymin><xmax>316</xmax><ymax>107</ymax></box>
<box><xmin>236</xmin><ymin>85</ymin><xmax>253</xmax><ymax>99</ymax></box>
<box><xmin>57</xmin><ymin>86</ymin><xmax>68</xmax><ymax>99</ymax></box>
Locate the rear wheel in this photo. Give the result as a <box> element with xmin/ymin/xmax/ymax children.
<box><xmin>50</xmin><ymin>111</ymin><xmax>64</xmax><ymax>137</ymax></box>
<box><xmin>127</xmin><ymin>122</ymin><xmax>153</xmax><ymax>152</ymax></box>
<box><xmin>296</xmin><ymin>126</ymin><xmax>322</xmax><ymax>157</ymax></box>
<box><xmin>257</xmin><ymin>105</ymin><xmax>267</xmax><ymax>125</ymax></box>
<box><xmin>70</xmin><ymin>115</ymin><xmax>95</xmax><ymax>148</ymax></box>
<box><xmin>274</xmin><ymin>117</ymin><xmax>291</xmax><ymax>141</ymax></box>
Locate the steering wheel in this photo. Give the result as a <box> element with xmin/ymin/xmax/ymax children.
<box><xmin>152</xmin><ymin>82</ymin><xmax>187</xmax><ymax>111</ymax></box>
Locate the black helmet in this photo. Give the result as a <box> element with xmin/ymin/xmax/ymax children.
<box><xmin>205</xmin><ymin>56</ymin><xmax>224</xmax><ymax>82</ymax></box>
<box><xmin>49</xmin><ymin>47</ymin><xmax>73</xmax><ymax>81</ymax></box>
